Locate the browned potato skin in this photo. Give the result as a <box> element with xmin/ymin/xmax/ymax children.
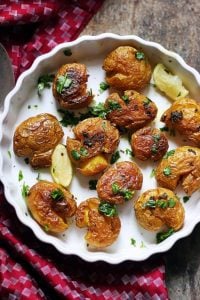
<box><xmin>105</xmin><ymin>90</ymin><xmax>157</xmax><ymax>131</ymax></box>
<box><xmin>75</xmin><ymin>198</ymin><xmax>121</xmax><ymax>248</ymax></box>
<box><xmin>134</xmin><ymin>188</ymin><xmax>185</xmax><ymax>231</ymax></box>
<box><xmin>161</xmin><ymin>98</ymin><xmax>200</xmax><ymax>147</ymax></box>
<box><xmin>156</xmin><ymin>146</ymin><xmax>200</xmax><ymax>195</ymax></box>
<box><xmin>103</xmin><ymin>46</ymin><xmax>152</xmax><ymax>90</ymax></box>
<box><xmin>131</xmin><ymin>127</ymin><xmax>169</xmax><ymax>161</ymax></box>
<box><xmin>52</xmin><ymin>63</ymin><xmax>92</xmax><ymax>109</ymax></box>
<box><xmin>13</xmin><ymin>113</ymin><xmax>64</xmax><ymax>168</ymax></box>
<box><xmin>27</xmin><ymin>181</ymin><xmax>77</xmax><ymax>233</ymax></box>
<box><xmin>66</xmin><ymin>118</ymin><xmax>120</xmax><ymax>173</ymax></box>
<box><xmin>97</xmin><ymin>161</ymin><xmax>143</xmax><ymax>204</ymax></box>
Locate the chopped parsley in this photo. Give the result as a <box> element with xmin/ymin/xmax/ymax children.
<box><xmin>44</xmin><ymin>224</ymin><xmax>49</xmax><ymax>232</ymax></box>
<box><xmin>18</xmin><ymin>170</ymin><xmax>23</xmax><ymax>182</ymax></box>
<box><xmin>36</xmin><ymin>173</ymin><xmax>41</xmax><ymax>181</ymax></box>
<box><xmin>63</xmin><ymin>48</ymin><xmax>72</xmax><ymax>56</ymax></box>
<box><xmin>183</xmin><ymin>196</ymin><xmax>190</xmax><ymax>203</ymax></box>
<box><xmin>71</xmin><ymin>150</ymin><xmax>81</xmax><ymax>161</ymax></box>
<box><xmin>140</xmin><ymin>241</ymin><xmax>146</xmax><ymax>248</ymax></box>
<box><xmin>21</xmin><ymin>182</ymin><xmax>30</xmax><ymax>199</ymax></box>
<box><xmin>99</xmin><ymin>82</ymin><xmax>110</xmax><ymax>93</ymax></box>
<box><xmin>7</xmin><ymin>150</ymin><xmax>11</xmax><ymax>158</ymax></box>
<box><xmin>130</xmin><ymin>238</ymin><xmax>136</xmax><ymax>247</ymax></box>
<box><xmin>51</xmin><ymin>189</ymin><xmax>64</xmax><ymax>201</ymax></box>
<box><xmin>79</xmin><ymin>147</ymin><xmax>88</xmax><ymax>157</ymax></box>
<box><xmin>122</xmin><ymin>95</ymin><xmax>129</xmax><ymax>104</ymax></box>
<box><xmin>59</xmin><ymin>109</ymin><xmax>80</xmax><ymax>126</ymax></box>
<box><xmin>125</xmin><ymin>148</ymin><xmax>133</xmax><ymax>156</ymax></box>
<box><xmin>150</xmin><ymin>168</ymin><xmax>156</xmax><ymax>178</ymax></box>
<box><xmin>107</xmin><ymin>100</ymin><xmax>121</xmax><ymax>111</ymax></box>
<box><xmin>98</xmin><ymin>202</ymin><xmax>118</xmax><ymax>217</ymax></box>
<box><xmin>135</xmin><ymin>51</ymin><xmax>145</xmax><ymax>60</ymax></box>
<box><xmin>56</xmin><ymin>74</ymin><xmax>72</xmax><ymax>94</ymax></box>
<box><xmin>143</xmin><ymin>97</ymin><xmax>152</xmax><ymax>107</ymax></box>
<box><xmin>152</xmin><ymin>134</ymin><xmax>160</xmax><ymax>143</ymax></box>
<box><xmin>89</xmin><ymin>102</ymin><xmax>107</xmax><ymax>119</ymax></box>
<box><xmin>163</xmin><ymin>149</ymin><xmax>175</xmax><ymax>159</ymax></box>
<box><xmin>37</xmin><ymin>74</ymin><xmax>55</xmax><ymax>96</ymax></box>
<box><xmin>144</xmin><ymin>197</ymin><xmax>176</xmax><ymax>209</ymax></box>
<box><xmin>156</xmin><ymin>228</ymin><xmax>174</xmax><ymax>243</ymax></box>
<box><xmin>88</xmin><ymin>179</ymin><xmax>98</xmax><ymax>190</ymax></box>
<box><xmin>160</xmin><ymin>126</ymin><xmax>169</xmax><ymax>132</ymax></box>
<box><xmin>163</xmin><ymin>166</ymin><xmax>171</xmax><ymax>176</ymax></box>
<box><xmin>111</xmin><ymin>182</ymin><xmax>134</xmax><ymax>201</ymax></box>
<box><xmin>110</xmin><ymin>151</ymin><xmax>120</xmax><ymax>164</ymax></box>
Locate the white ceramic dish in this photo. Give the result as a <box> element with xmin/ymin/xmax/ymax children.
<box><xmin>1</xmin><ymin>33</ymin><xmax>200</xmax><ymax>264</ymax></box>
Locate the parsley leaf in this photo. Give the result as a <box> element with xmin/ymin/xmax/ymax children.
<box><xmin>21</xmin><ymin>182</ymin><xmax>30</xmax><ymax>199</ymax></box>
<box><xmin>135</xmin><ymin>51</ymin><xmax>145</xmax><ymax>60</ymax></box>
<box><xmin>110</xmin><ymin>151</ymin><xmax>120</xmax><ymax>164</ymax></box>
<box><xmin>37</xmin><ymin>74</ymin><xmax>55</xmax><ymax>96</ymax></box>
<box><xmin>130</xmin><ymin>238</ymin><xmax>136</xmax><ymax>246</ymax></box>
<box><xmin>98</xmin><ymin>202</ymin><xmax>118</xmax><ymax>217</ymax></box>
<box><xmin>99</xmin><ymin>82</ymin><xmax>110</xmax><ymax>93</ymax></box>
<box><xmin>163</xmin><ymin>166</ymin><xmax>171</xmax><ymax>176</ymax></box>
<box><xmin>51</xmin><ymin>189</ymin><xmax>64</xmax><ymax>201</ymax></box>
<box><xmin>56</xmin><ymin>75</ymin><xmax>72</xmax><ymax>94</ymax></box>
<box><xmin>156</xmin><ymin>228</ymin><xmax>174</xmax><ymax>243</ymax></box>
<box><xmin>89</xmin><ymin>180</ymin><xmax>98</xmax><ymax>190</ymax></box>
<box><xmin>163</xmin><ymin>149</ymin><xmax>175</xmax><ymax>159</ymax></box>
<box><xmin>18</xmin><ymin>170</ymin><xmax>23</xmax><ymax>182</ymax></box>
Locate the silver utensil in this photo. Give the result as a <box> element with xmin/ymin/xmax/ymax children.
<box><xmin>0</xmin><ymin>43</ymin><xmax>15</xmax><ymax>110</ymax></box>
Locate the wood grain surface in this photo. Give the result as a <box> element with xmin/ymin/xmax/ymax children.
<box><xmin>81</xmin><ymin>1</ymin><xmax>200</xmax><ymax>299</ymax></box>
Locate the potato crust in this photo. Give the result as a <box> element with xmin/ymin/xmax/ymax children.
<box><xmin>52</xmin><ymin>63</ymin><xmax>92</xmax><ymax>109</ymax></box>
<box><xmin>13</xmin><ymin>113</ymin><xmax>64</xmax><ymax>168</ymax></box>
<box><xmin>97</xmin><ymin>161</ymin><xmax>143</xmax><ymax>204</ymax></box>
<box><xmin>103</xmin><ymin>46</ymin><xmax>152</xmax><ymax>90</ymax></box>
<box><xmin>131</xmin><ymin>127</ymin><xmax>169</xmax><ymax>161</ymax></box>
<box><xmin>75</xmin><ymin>198</ymin><xmax>121</xmax><ymax>248</ymax></box>
<box><xmin>27</xmin><ymin>181</ymin><xmax>77</xmax><ymax>233</ymax></box>
<box><xmin>156</xmin><ymin>146</ymin><xmax>200</xmax><ymax>195</ymax></box>
<box><xmin>105</xmin><ymin>90</ymin><xmax>157</xmax><ymax>131</ymax></box>
<box><xmin>134</xmin><ymin>188</ymin><xmax>185</xmax><ymax>231</ymax></box>
<box><xmin>161</xmin><ymin>97</ymin><xmax>200</xmax><ymax>147</ymax></box>
<box><xmin>66</xmin><ymin>117</ymin><xmax>120</xmax><ymax>175</ymax></box>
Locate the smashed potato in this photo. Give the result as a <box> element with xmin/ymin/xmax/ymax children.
<box><xmin>103</xmin><ymin>46</ymin><xmax>152</xmax><ymax>90</ymax></box>
<box><xmin>105</xmin><ymin>90</ymin><xmax>157</xmax><ymax>131</ymax></box>
<box><xmin>97</xmin><ymin>161</ymin><xmax>143</xmax><ymax>204</ymax></box>
<box><xmin>52</xmin><ymin>63</ymin><xmax>92</xmax><ymax>109</ymax></box>
<box><xmin>13</xmin><ymin>113</ymin><xmax>64</xmax><ymax>169</ymax></box>
<box><xmin>156</xmin><ymin>146</ymin><xmax>200</xmax><ymax>195</ymax></box>
<box><xmin>134</xmin><ymin>188</ymin><xmax>185</xmax><ymax>231</ymax></box>
<box><xmin>75</xmin><ymin>198</ymin><xmax>121</xmax><ymax>248</ymax></box>
<box><xmin>131</xmin><ymin>127</ymin><xmax>169</xmax><ymax>161</ymax></box>
<box><xmin>27</xmin><ymin>181</ymin><xmax>77</xmax><ymax>233</ymax></box>
<box><xmin>161</xmin><ymin>97</ymin><xmax>200</xmax><ymax>147</ymax></box>
<box><xmin>153</xmin><ymin>63</ymin><xmax>189</xmax><ymax>101</ymax></box>
<box><xmin>66</xmin><ymin>117</ymin><xmax>120</xmax><ymax>175</ymax></box>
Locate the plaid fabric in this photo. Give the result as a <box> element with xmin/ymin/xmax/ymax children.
<box><xmin>0</xmin><ymin>1</ymin><xmax>169</xmax><ymax>299</ymax></box>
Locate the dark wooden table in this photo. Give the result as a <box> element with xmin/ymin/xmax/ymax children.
<box><xmin>81</xmin><ymin>1</ymin><xmax>200</xmax><ymax>299</ymax></box>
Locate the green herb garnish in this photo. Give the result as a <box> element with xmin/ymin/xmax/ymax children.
<box><xmin>135</xmin><ymin>51</ymin><xmax>145</xmax><ymax>60</ymax></box>
<box><xmin>183</xmin><ymin>196</ymin><xmax>190</xmax><ymax>203</ymax></box>
<box><xmin>79</xmin><ymin>147</ymin><xmax>88</xmax><ymax>157</ymax></box>
<box><xmin>163</xmin><ymin>166</ymin><xmax>171</xmax><ymax>176</ymax></box>
<box><xmin>44</xmin><ymin>224</ymin><xmax>49</xmax><ymax>232</ymax></box>
<box><xmin>144</xmin><ymin>197</ymin><xmax>176</xmax><ymax>209</ymax></box>
<box><xmin>160</xmin><ymin>126</ymin><xmax>169</xmax><ymax>132</ymax></box>
<box><xmin>36</xmin><ymin>173</ymin><xmax>41</xmax><ymax>181</ymax></box>
<box><xmin>24</xmin><ymin>158</ymin><xmax>29</xmax><ymax>164</ymax></box>
<box><xmin>71</xmin><ymin>150</ymin><xmax>81</xmax><ymax>161</ymax></box>
<box><xmin>7</xmin><ymin>150</ymin><xmax>11</xmax><ymax>158</ymax></box>
<box><xmin>21</xmin><ymin>182</ymin><xmax>30</xmax><ymax>199</ymax></box>
<box><xmin>130</xmin><ymin>238</ymin><xmax>136</xmax><ymax>247</ymax></box>
<box><xmin>143</xmin><ymin>97</ymin><xmax>152</xmax><ymax>107</ymax></box>
<box><xmin>152</xmin><ymin>134</ymin><xmax>160</xmax><ymax>143</ymax></box>
<box><xmin>59</xmin><ymin>109</ymin><xmax>80</xmax><ymax>127</ymax></box>
<box><xmin>112</xmin><ymin>182</ymin><xmax>120</xmax><ymax>194</ymax></box>
<box><xmin>18</xmin><ymin>170</ymin><xmax>23</xmax><ymax>182</ymax></box>
<box><xmin>63</xmin><ymin>48</ymin><xmax>72</xmax><ymax>56</ymax></box>
<box><xmin>151</xmin><ymin>145</ymin><xmax>158</xmax><ymax>154</ymax></box>
<box><xmin>125</xmin><ymin>148</ymin><xmax>133</xmax><ymax>156</ymax></box>
<box><xmin>89</xmin><ymin>102</ymin><xmax>107</xmax><ymax>119</ymax></box>
<box><xmin>110</xmin><ymin>151</ymin><xmax>120</xmax><ymax>164</ymax></box>
<box><xmin>150</xmin><ymin>168</ymin><xmax>156</xmax><ymax>178</ymax></box>
<box><xmin>140</xmin><ymin>241</ymin><xmax>146</xmax><ymax>248</ymax></box>
<box><xmin>99</xmin><ymin>82</ymin><xmax>110</xmax><ymax>93</ymax></box>
<box><xmin>107</xmin><ymin>100</ymin><xmax>121</xmax><ymax>111</ymax></box>
<box><xmin>51</xmin><ymin>189</ymin><xmax>64</xmax><ymax>201</ymax></box>
<box><xmin>122</xmin><ymin>95</ymin><xmax>129</xmax><ymax>104</ymax></box>
<box><xmin>111</xmin><ymin>182</ymin><xmax>133</xmax><ymax>201</ymax></box>
<box><xmin>89</xmin><ymin>179</ymin><xmax>98</xmax><ymax>190</ymax></box>
<box><xmin>163</xmin><ymin>149</ymin><xmax>175</xmax><ymax>159</ymax></box>
<box><xmin>56</xmin><ymin>74</ymin><xmax>72</xmax><ymax>94</ymax></box>
<box><xmin>37</xmin><ymin>74</ymin><xmax>55</xmax><ymax>96</ymax></box>
<box><xmin>156</xmin><ymin>228</ymin><xmax>174</xmax><ymax>243</ymax></box>
<box><xmin>168</xmin><ymin>198</ymin><xmax>176</xmax><ymax>208</ymax></box>
<box><xmin>98</xmin><ymin>202</ymin><xmax>118</xmax><ymax>217</ymax></box>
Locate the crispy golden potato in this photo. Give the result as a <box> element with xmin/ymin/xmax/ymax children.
<box><xmin>103</xmin><ymin>46</ymin><xmax>152</xmax><ymax>90</ymax></box>
<box><xmin>134</xmin><ymin>188</ymin><xmax>185</xmax><ymax>231</ymax></box>
<box><xmin>78</xmin><ymin>154</ymin><xmax>109</xmax><ymax>176</ymax></box>
<box><xmin>27</xmin><ymin>181</ymin><xmax>77</xmax><ymax>233</ymax></box>
<box><xmin>97</xmin><ymin>161</ymin><xmax>143</xmax><ymax>204</ymax></box>
<box><xmin>131</xmin><ymin>127</ymin><xmax>169</xmax><ymax>161</ymax></box>
<box><xmin>105</xmin><ymin>90</ymin><xmax>157</xmax><ymax>131</ymax></box>
<box><xmin>156</xmin><ymin>146</ymin><xmax>200</xmax><ymax>195</ymax></box>
<box><xmin>66</xmin><ymin>117</ymin><xmax>120</xmax><ymax>175</ymax></box>
<box><xmin>75</xmin><ymin>198</ymin><xmax>121</xmax><ymax>248</ymax></box>
<box><xmin>52</xmin><ymin>63</ymin><xmax>92</xmax><ymax>109</ymax></box>
<box><xmin>13</xmin><ymin>113</ymin><xmax>64</xmax><ymax>169</ymax></box>
<box><xmin>161</xmin><ymin>98</ymin><xmax>200</xmax><ymax>147</ymax></box>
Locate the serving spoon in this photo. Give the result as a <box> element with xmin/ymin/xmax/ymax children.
<box><xmin>0</xmin><ymin>43</ymin><xmax>15</xmax><ymax>111</ymax></box>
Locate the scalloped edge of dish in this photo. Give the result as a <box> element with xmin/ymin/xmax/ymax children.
<box><xmin>0</xmin><ymin>33</ymin><xmax>200</xmax><ymax>263</ymax></box>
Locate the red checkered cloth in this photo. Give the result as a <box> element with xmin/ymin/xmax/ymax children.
<box><xmin>0</xmin><ymin>1</ymin><xmax>169</xmax><ymax>299</ymax></box>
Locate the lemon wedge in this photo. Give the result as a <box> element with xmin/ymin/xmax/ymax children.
<box><xmin>153</xmin><ymin>63</ymin><xmax>189</xmax><ymax>101</ymax></box>
<box><xmin>51</xmin><ymin>144</ymin><xmax>73</xmax><ymax>187</ymax></box>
